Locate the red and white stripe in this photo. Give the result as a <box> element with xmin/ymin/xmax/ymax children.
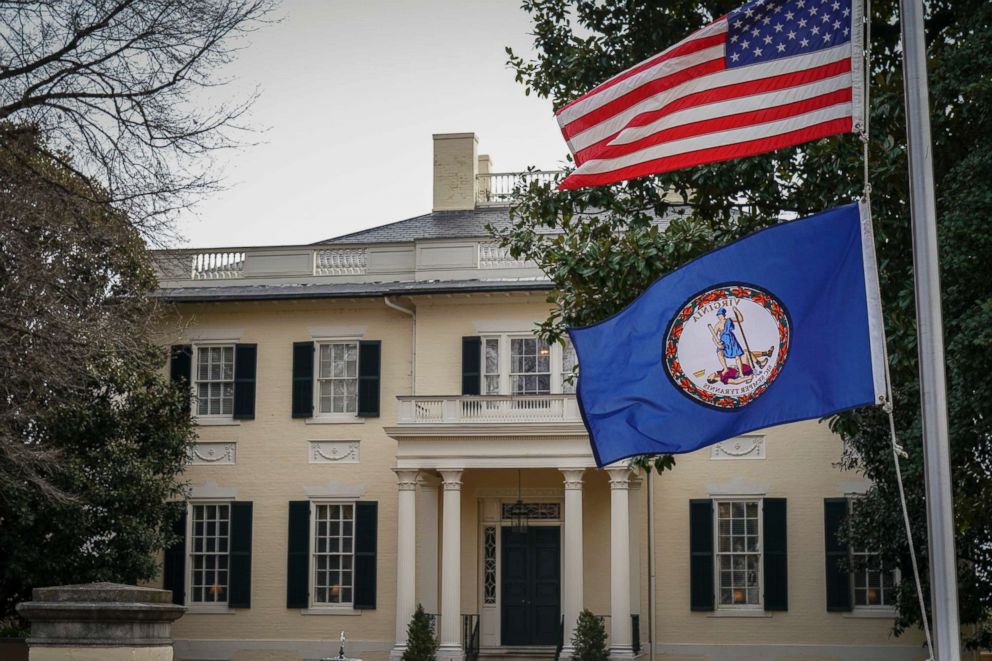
<box><xmin>556</xmin><ymin>14</ymin><xmax>863</xmax><ymax>190</ymax></box>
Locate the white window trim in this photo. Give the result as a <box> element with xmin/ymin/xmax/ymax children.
<box><xmin>185</xmin><ymin>498</ymin><xmax>234</xmax><ymax>612</ymax></box>
<box><xmin>307</xmin><ymin>499</ymin><xmax>359</xmax><ymax>613</ymax></box>
<box><xmin>479</xmin><ymin>333</ymin><xmax>571</xmax><ymax>396</ymax></box>
<box><xmin>310</xmin><ymin>338</ymin><xmax>362</xmax><ymax>422</ymax></box>
<box><xmin>191</xmin><ymin>342</ymin><xmax>237</xmax><ymax>424</ymax></box>
<box><xmin>713</xmin><ymin>497</ymin><xmax>764</xmax><ymax>611</ymax></box>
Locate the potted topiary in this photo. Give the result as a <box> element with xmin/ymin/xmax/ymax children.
<box><xmin>0</xmin><ymin>619</ymin><xmax>29</xmax><ymax>661</ymax></box>
<box><xmin>571</xmin><ymin>609</ymin><xmax>608</xmax><ymax>661</ymax></box>
<box><xmin>402</xmin><ymin>604</ymin><xmax>438</xmax><ymax>661</ymax></box>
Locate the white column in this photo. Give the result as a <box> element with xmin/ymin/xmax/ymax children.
<box><xmin>416</xmin><ymin>476</ymin><xmax>440</xmax><ymax>614</ymax></box>
<box><xmin>439</xmin><ymin>469</ymin><xmax>465</xmax><ymax>661</ymax></box>
<box><xmin>392</xmin><ymin>469</ymin><xmax>420</xmax><ymax>658</ymax></box>
<box><xmin>607</xmin><ymin>467</ymin><xmax>634</xmax><ymax>659</ymax></box>
<box><xmin>560</xmin><ymin>469</ymin><xmax>585</xmax><ymax>655</ymax></box>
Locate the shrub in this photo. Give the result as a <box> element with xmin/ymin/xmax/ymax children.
<box><xmin>571</xmin><ymin>609</ymin><xmax>608</xmax><ymax>661</ymax></box>
<box><xmin>402</xmin><ymin>604</ymin><xmax>438</xmax><ymax>661</ymax></box>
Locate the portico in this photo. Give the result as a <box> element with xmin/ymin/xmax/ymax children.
<box><xmin>386</xmin><ymin>411</ymin><xmax>643</xmax><ymax>661</ymax></box>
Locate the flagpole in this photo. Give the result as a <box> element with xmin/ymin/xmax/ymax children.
<box><xmin>899</xmin><ymin>0</ymin><xmax>961</xmax><ymax>657</ymax></box>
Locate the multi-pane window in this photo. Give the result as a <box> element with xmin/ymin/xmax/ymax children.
<box><xmin>313</xmin><ymin>503</ymin><xmax>354</xmax><ymax>605</ymax></box>
<box><xmin>484</xmin><ymin>338</ymin><xmax>500</xmax><ymax>395</ymax></box>
<box><xmin>716</xmin><ymin>500</ymin><xmax>761</xmax><ymax>607</ymax></box>
<box><xmin>189</xmin><ymin>503</ymin><xmax>230</xmax><ymax>604</ymax></box>
<box><xmin>510</xmin><ymin>337</ymin><xmax>551</xmax><ymax>394</ymax></box>
<box><xmin>851</xmin><ymin>548</ymin><xmax>896</xmax><ymax>607</ymax></box>
<box><xmin>848</xmin><ymin>499</ymin><xmax>897</xmax><ymax>607</ymax></box>
<box><xmin>317</xmin><ymin>342</ymin><xmax>358</xmax><ymax>414</ymax></box>
<box><xmin>195</xmin><ymin>346</ymin><xmax>234</xmax><ymax>416</ymax></box>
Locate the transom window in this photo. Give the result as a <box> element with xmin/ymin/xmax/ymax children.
<box><xmin>715</xmin><ymin>500</ymin><xmax>761</xmax><ymax>607</ymax></box>
<box><xmin>189</xmin><ymin>503</ymin><xmax>230</xmax><ymax>604</ymax></box>
<box><xmin>312</xmin><ymin>503</ymin><xmax>355</xmax><ymax>605</ymax></box>
<box><xmin>317</xmin><ymin>342</ymin><xmax>358</xmax><ymax>414</ymax></box>
<box><xmin>480</xmin><ymin>334</ymin><xmax>575</xmax><ymax>396</ymax></box>
<box><xmin>195</xmin><ymin>345</ymin><xmax>234</xmax><ymax>416</ymax></box>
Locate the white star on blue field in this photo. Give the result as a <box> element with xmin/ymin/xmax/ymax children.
<box><xmin>726</xmin><ymin>0</ymin><xmax>853</xmax><ymax>66</ymax></box>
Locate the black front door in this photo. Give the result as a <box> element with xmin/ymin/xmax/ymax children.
<box><xmin>501</xmin><ymin>526</ymin><xmax>561</xmax><ymax>646</ymax></box>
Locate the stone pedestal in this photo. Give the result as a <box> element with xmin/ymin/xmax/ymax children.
<box><xmin>16</xmin><ymin>582</ymin><xmax>185</xmax><ymax>661</ymax></box>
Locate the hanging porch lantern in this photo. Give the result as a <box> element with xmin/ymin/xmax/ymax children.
<box><xmin>508</xmin><ymin>469</ymin><xmax>528</xmax><ymax>534</ymax></box>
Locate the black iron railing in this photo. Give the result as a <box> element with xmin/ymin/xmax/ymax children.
<box><xmin>554</xmin><ymin>614</ymin><xmax>565</xmax><ymax>661</ymax></box>
<box><xmin>463</xmin><ymin>614</ymin><xmax>480</xmax><ymax>661</ymax></box>
<box><xmin>631</xmin><ymin>614</ymin><xmax>640</xmax><ymax>654</ymax></box>
<box><xmin>426</xmin><ymin>613</ymin><xmax>439</xmax><ymax>641</ymax></box>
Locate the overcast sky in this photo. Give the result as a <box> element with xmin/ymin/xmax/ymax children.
<box><xmin>177</xmin><ymin>0</ymin><xmax>568</xmax><ymax>248</ymax></box>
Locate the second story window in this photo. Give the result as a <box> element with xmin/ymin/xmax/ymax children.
<box><xmin>195</xmin><ymin>345</ymin><xmax>235</xmax><ymax>417</ymax></box>
<box><xmin>510</xmin><ymin>337</ymin><xmax>551</xmax><ymax>394</ymax></box>
<box><xmin>317</xmin><ymin>342</ymin><xmax>359</xmax><ymax>415</ymax></box>
<box><xmin>475</xmin><ymin>334</ymin><xmax>574</xmax><ymax>396</ymax></box>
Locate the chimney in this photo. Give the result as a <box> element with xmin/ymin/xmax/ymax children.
<box><xmin>433</xmin><ymin>133</ymin><xmax>478</xmax><ymax>212</ymax></box>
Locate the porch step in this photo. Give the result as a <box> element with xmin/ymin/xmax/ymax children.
<box><xmin>478</xmin><ymin>646</ymin><xmax>558</xmax><ymax>661</ymax></box>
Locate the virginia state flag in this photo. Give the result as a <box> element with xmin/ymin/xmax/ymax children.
<box><xmin>569</xmin><ymin>202</ymin><xmax>885</xmax><ymax>466</ymax></box>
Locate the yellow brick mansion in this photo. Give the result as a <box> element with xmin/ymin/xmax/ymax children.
<box><xmin>151</xmin><ymin>133</ymin><xmax>925</xmax><ymax>661</ymax></box>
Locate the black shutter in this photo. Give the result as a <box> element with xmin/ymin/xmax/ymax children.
<box><xmin>357</xmin><ymin>341</ymin><xmax>381</xmax><ymax>417</ymax></box>
<box><xmin>353</xmin><ymin>501</ymin><xmax>378</xmax><ymax>610</ymax></box>
<box><xmin>170</xmin><ymin>345</ymin><xmax>193</xmax><ymax>414</ymax></box>
<box><xmin>824</xmin><ymin>498</ymin><xmax>852</xmax><ymax>611</ymax></box>
<box><xmin>292</xmin><ymin>342</ymin><xmax>314</xmax><ymax>419</ymax></box>
<box><xmin>287</xmin><ymin>501</ymin><xmax>310</xmax><ymax>609</ymax></box>
<box><xmin>462</xmin><ymin>336</ymin><xmax>481</xmax><ymax>395</ymax></box>
<box><xmin>228</xmin><ymin>501</ymin><xmax>253</xmax><ymax>608</ymax></box>
<box><xmin>233</xmin><ymin>344</ymin><xmax>257</xmax><ymax>420</ymax></box>
<box><xmin>163</xmin><ymin>502</ymin><xmax>187</xmax><ymax>606</ymax></box>
<box><xmin>689</xmin><ymin>499</ymin><xmax>714</xmax><ymax>611</ymax></box>
<box><xmin>763</xmin><ymin>498</ymin><xmax>788</xmax><ymax>611</ymax></box>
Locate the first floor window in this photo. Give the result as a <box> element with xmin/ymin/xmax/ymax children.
<box><xmin>313</xmin><ymin>503</ymin><xmax>355</xmax><ymax>605</ymax></box>
<box><xmin>189</xmin><ymin>503</ymin><xmax>230</xmax><ymax>604</ymax></box>
<box><xmin>851</xmin><ymin>548</ymin><xmax>897</xmax><ymax>607</ymax></box>
<box><xmin>195</xmin><ymin>345</ymin><xmax>234</xmax><ymax>416</ymax></box>
<box><xmin>715</xmin><ymin>500</ymin><xmax>761</xmax><ymax>607</ymax></box>
<box><xmin>317</xmin><ymin>342</ymin><xmax>358</xmax><ymax>414</ymax></box>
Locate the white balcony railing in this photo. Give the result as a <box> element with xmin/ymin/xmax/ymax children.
<box><xmin>476</xmin><ymin>171</ymin><xmax>560</xmax><ymax>206</ymax></box>
<box><xmin>191</xmin><ymin>251</ymin><xmax>245</xmax><ymax>280</ymax></box>
<box><xmin>396</xmin><ymin>394</ymin><xmax>581</xmax><ymax>425</ymax></box>
<box><xmin>314</xmin><ymin>248</ymin><xmax>368</xmax><ymax>276</ymax></box>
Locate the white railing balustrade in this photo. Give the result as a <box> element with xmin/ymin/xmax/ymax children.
<box><xmin>478</xmin><ymin>242</ymin><xmax>528</xmax><ymax>269</ymax></box>
<box><xmin>476</xmin><ymin>171</ymin><xmax>560</xmax><ymax>206</ymax></box>
<box><xmin>191</xmin><ymin>251</ymin><xmax>245</xmax><ymax>280</ymax></box>
<box><xmin>396</xmin><ymin>394</ymin><xmax>581</xmax><ymax>425</ymax></box>
<box><xmin>314</xmin><ymin>248</ymin><xmax>368</xmax><ymax>276</ymax></box>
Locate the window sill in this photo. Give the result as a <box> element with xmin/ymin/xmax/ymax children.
<box><xmin>844</xmin><ymin>608</ymin><xmax>897</xmax><ymax>619</ymax></box>
<box><xmin>194</xmin><ymin>418</ymin><xmax>241</xmax><ymax>427</ymax></box>
<box><xmin>707</xmin><ymin>609</ymin><xmax>772</xmax><ymax>618</ymax></box>
<box><xmin>185</xmin><ymin>605</ymin><xmax>234</xmax><ymax>614</ymax></box>
<box><xmin>301</xmin><ymin>607</ymin><xmax>362</xmax><ymax>616</ymax></box>
<box><xmin>305</xmin><ymin>417</ymin><xmax>365</xmax><ymax>425</ymax></box>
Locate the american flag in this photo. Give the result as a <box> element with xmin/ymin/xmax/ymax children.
<box><xmin>556</xmin><ymin>0</ymin><xmax>864</xmax><ymax>190</ymax></box>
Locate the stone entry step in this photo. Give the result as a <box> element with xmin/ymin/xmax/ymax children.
<box><xmin>477</xmin><ymin>646</ymin><xmax>558</xmax><ymax>661</ymax></box>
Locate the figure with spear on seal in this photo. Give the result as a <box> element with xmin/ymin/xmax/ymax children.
<box><xmin>705</xmin><ymin>307</ymin><xmax>772</xmax><ymax>385</ymax></box>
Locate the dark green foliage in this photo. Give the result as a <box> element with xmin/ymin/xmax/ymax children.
<box><xmin>570</xmin><ymin>609</ymin><xmax>608</xmax><ymax>661</ymax></box>
<box><xmin>402</xmin><ymin>604</ymin><xmax>438</xmax><ymax>661</ymax></box>
<box><xmin>502</xmin><ymin>0</ymin><xmax>992</xmax><ymax>645</ymax></box>
<box><xmin>0</xmin><ymin>129</ymin><xmax>195</xmax><ymax>621</ymax></box>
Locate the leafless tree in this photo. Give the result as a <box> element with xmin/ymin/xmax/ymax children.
<box><xmin>0</xmin><ymin>0</ymin><xmax>276</xmax><ymax>238</ymax></box>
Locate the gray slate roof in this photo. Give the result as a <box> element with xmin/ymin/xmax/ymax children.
<box><xmin>155</xmin><ymin>278</ymin><xmax>553</xmax><ymax>303</ymax></box>
<box><xmin>318</xmin><ymin>208</ymin><xmax>514</xmax><ymax>245</ymax></box>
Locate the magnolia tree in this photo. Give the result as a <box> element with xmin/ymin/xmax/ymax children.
<box><xmin>498</xmin><ymin>0</ymin><xmax>992</xmax><ymax>645</ymax></box>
